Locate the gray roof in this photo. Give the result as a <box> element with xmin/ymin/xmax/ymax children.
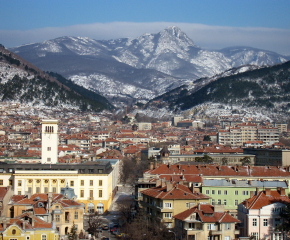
<box><xmin>203</xmin><ymin>179</ymin><xmax>288</xmax><ymax>188</ymax></box>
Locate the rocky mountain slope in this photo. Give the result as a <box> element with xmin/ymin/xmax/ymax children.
<box><xmin>0</xmin><ymin>46</ymin><xmax>113</xmax><ymax>112</ymax></box>
<box><xmin>10</xmin><ymin>27</ymin><xmax>290</xmax><ymax>105</ymax></box>
<box><xmin>144</xmin><ymin>61</ymin><xmax>290</xmax><ymax>120</ymax></box>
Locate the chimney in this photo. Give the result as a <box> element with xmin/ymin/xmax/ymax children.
<box><xmin>3</xmin><ymin>219</ymin><xmax>7</xmax><ymax>229</ymax></box>
<box><xmin>198</xmin><ymin>203</ymin><xmax>201</xmax><ymax>210</ymax></box>
<box><xmin>161</xmin><ymin>180</ymin><xmax>166</xmax><ymax>188</ymax></box>
<box><xmin>245</xmin><ymin>200</ymin><xmax>249</xmax><ymax>209</ymax></box>
<box><xmin>23</xmin><ymin>220</ymin><xmax>26</xmax><ymax>230</ymax></box>
<box><xmin>256</xmin><ymin>188</ymin><xmax>259</xmax><ymax>195</ymax></box>
<box><xmin>248</xmin><ymin>180</ymin><xmax>251</xmax><ymax>185</ymax></box>
<box><xmin>156</xmin><ymin>179</ymin><xmax>161</xmax><ymax>187</ymax></box>
<box><xmin>166</xmin><ymin>183</ymin><xmax>173</xmax><ymax>192</ymax></box>
<box><xmin>250</xmin><ymin>191</ymin><xmax>255</xmax><ymax>198</ymax></box>
<box><xmin>278</xmin><ymin>187</ymin><xmax>286</xmax><ymax>196</ymax></box>
<box><xmin>265</xmin><ymin>188</ymin><xmax>271</xmax><ymax>196</ymax></box>
<box><xmin>150</xmin><ymin>162</ymin><xmax>154</xmax><ymax>170</ymax></box>
<box><xmin>32</xmin><ymin>216</ymin><xmax>35</xmax><ymax>228</ymax></box>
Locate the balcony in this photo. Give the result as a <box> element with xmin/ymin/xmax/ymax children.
<box><xmin>186</xmin><ymin>228</ymin><xmax>203</xmax><ymax>235</ymax></box>
<box><xmin>88</xmin><ymin>197</ymin><xmax>94</xmax><ymax>200</ymax></box>
<box><xmin>209</xmin><ymin>229</ymin><xmax>222</xmax><ymax>235</ymax></box>
<box><xmin>155</xmin><ymin>206</ymin><xmax>174</xmax><ymax>212</ymax></box>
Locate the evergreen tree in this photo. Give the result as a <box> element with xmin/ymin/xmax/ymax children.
<box><xmin>67</xmin><ymin>223</ymin><xmax>78</xmax><ymax>240</ymax></box>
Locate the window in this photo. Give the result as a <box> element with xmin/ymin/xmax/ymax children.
<box><xmin>212</xmin><ymin>199</ymin><xmax>215</xmax><ymax>205</ymax></box>
<box><xmin>224</xmin><ymin>190</ymin><xmax>227</xmax><ymax>195</ymax></box>
<box><xmin>263</xmin><ymin>219</ymin><xmax>268</xmax><ymax>227</ymax></box>
<box><xmin>27</xmin><ymin>237</ymin><xmax>30</xmax><ymax>240</ymax></box>
<box><xmin>42</xmin><ymin>235</ymin><xmax>47</xmax><ymax>240</ymax></box>
<box><xmin>235</xmin><ymin>190</ymin><xmax>238</xmax><ymax>195</ymax></box>
<box><xmin>44</xmin><ymin>187</ymin><xmax>48</xmax><ymax>193</ymax></box>
<box><xmin>165</xmin><ymin>202</ymin><xmax>172</xmax><ymax>208</ymax></box>
<box><xmin>36</xmin><ymin>187</ymin><xmax>40</xmax><ymax>193</ymax></box>
<box><xmin>99</xmin><ymin>190</ymin><xmax>103</xmax><ymax>198</ymax></box>
<box><xmin>188</xmin><ymin>223</ymin><xmax>195</xmax><ymax>229</ymax></box>
<box><xmin>52</xmin><ymin>187</ymin><xmax>56</xmax><ymax>193</ymax></box>
<box><xmin>80</xmin><ymin>180</ymin><xmax>84</xmax><ymax>186</ymax></box>
<box><xmin>243</xmin><ymin>191</ymin><xmax>249</xmax><ymax>195</ymax></box>
<box><xmin>80</xmin><ymin>190</ymin><xmax>84</xmax><ymax>198</ymax></box>
<box><xmin>12</xmin><ymin>229</ymin><xmax>16</xmax><ymax>234</ymax></box>
<box><xmin>18</xmin><ymin>191</ymin><xmax>21</xmax><ymax>195</ymax></box>
<box><xmin>9</xmin><ymin>180</ymin><xmax>13</xmax><ymax>186</ymax></box>
<box><xmin>207</xmin><ymin>223</ymin><xmax>216</xmax><ymax>230</ymax></box>
<box><xmin>224</xmin><ymin>199</ymin><xmax>227</xmax><ymax>205</ymax></box>
<box><xmin>206</xmin><ymin>190</ymin><xmax>209</xmax><ymax>194</ymax></box>
<box><xmin>251</xmin><ymin>232</ymin><xmax>258</xmax><ymax>240</ymax></box>
<box><xmin>224</xmin><ymin>223</ymin><xmax>231</xmax><ymax>230</ymax></box>
<box><xmin>164</xmin><ymin>213</ymin><xmax>172</xmax><ymax>218</ymax></box>
<box><xmin>90</xmin><ymin>190</ymin><xmax>93</xmax><ymax>198</ymax></box>
<box><xmin>47</xmin><ymin>157</ymin><xmax>51</xmax><ymax>162</ymax></box>
<box><xmin>74</xmin><ymin>211</ymin><xmax>78</xmax><ymax>219</ymax></box>
<box><xmin>212</xmin><ymin>190</ymin><xmax>215</xmax><ymax>194</ymax></box>
<box><xmin>235</xmin><ymin>200</ymin><xmax>238</xmax><ymax>206</ymax></box>
<box><xmin>218</xmin><ymin>199</ymin><xmax>221</xmax><ymax>205</ymax></box>
<box><xmin>47</xmin><ymin>147</ymin><xmax>51</xmax><ymax>151</ymax></box>
<box><xmin>99</xmin><ymin>180</ymin><xmax>103</xmax><ymax>186</ymax></box>
<box><xmin>28</xmin><ymin>187</ymin><xmax>32</xmax><ymax>193</ymax></box>
<box><xmin>18</xmin><ymin>180</ymin><xmax>22</xmax><ymax>186</ymax></box>
<box><xmin>70</xmin><ymin>181</ymin><xmax>74</xmax><ymax>187</ymax></box>
<box><xmin>253</xmin><ymin>218</ymin><xmax>257</xmax><ymax>226</ymax></box>
<box><xmin>0</xmin><ymin>180</ymin><xmax>3</xmax><ymax>185</ymax></box>
<box><xmin>55</xmin><ymin>215</ymin><xmax>60</xmax><ymax>222</ymax></box>
<box><xmin>90</xmin><ymin>180</ymin><xmax>93</xmax><ymax>186</ymax></box>
<box><xmin>218</xmin><ymin>190</ymin><xmax>221</xmax><ymax>195</ymax></box>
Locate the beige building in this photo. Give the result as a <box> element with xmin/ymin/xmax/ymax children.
<box><xmin>174</xmin><ymin>203</ymin><xmax>240</xmax><ymax>240</ymax></box>
<box><xmin>140</xmin><ymin>181</ymin><xmax>210</xmax><ymax>228</ymax></box>
<box><xmin>137</xmin><ymin>122</ymin><xmax>152</xmax><ymax>130</ymax></box>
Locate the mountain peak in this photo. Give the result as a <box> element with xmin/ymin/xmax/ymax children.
<box><xmin>160</xmin><ymin>26</ymin><xmax>195</xmax><ymax>46</ymax></box>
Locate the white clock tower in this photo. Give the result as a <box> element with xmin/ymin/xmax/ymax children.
<box><xmin>41</xmin><ymin>119</ymin><xmax>59</xmax><ymax>164</ymax></box>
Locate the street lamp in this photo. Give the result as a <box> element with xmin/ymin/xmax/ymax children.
<box><xmin>168</xmin><ymin>230</ymin><xmax>176</xmax><ymax>240</ymax></box>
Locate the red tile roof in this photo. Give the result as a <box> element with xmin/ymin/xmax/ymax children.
<box><xmin>242</xmin><ymin>190</ymin><xmax>290</xmax><ymax>209</ymax></box>
<box><xmin>174</xmin><ymin>204</ymin><xmax>240</xmax><ymax>223</ymax></box>
<box><xmin>141</xmin><ymin>183</ymin><xmax>210</xmax><ymax>200</ymax></box>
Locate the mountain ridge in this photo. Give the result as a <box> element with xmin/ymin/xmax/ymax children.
<box><xmin>9</xmin><ymin>26</ymin><xmax>290</xmax><ymax>105</ymax></box>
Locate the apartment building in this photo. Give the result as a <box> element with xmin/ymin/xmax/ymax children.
<box><xmin>140</xmin><ymin>181</ymin><xmax>210</xmax><ymax>228</ymax></box>
<box><xmin>238</xmin><ymin>189</ymin><xmax>289</xmax><ymax>240</ymax></box>
<box><xmin>243</xmin><ymin>148</ymin><xmax>290</xmax><ymax>166</ymax></box>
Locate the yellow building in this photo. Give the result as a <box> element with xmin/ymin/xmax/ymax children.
<box><xmin>0</xmin><ymin>160</ymin><xmax>118</xmax><ymax>214</ymax></box>
<box><xmin>0</xmin><ymin>213</ymin><xmax>59</xmax><ymax>240</ymax></box>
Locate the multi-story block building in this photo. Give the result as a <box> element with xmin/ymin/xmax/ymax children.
<box><xmin>243</xmin><ymin>148</ymin><xmax>290</xmax><ymax>166</ymax></box>
<box><xmin>257</xmin><ymin>127</ymin><xmax>280</xmax><ymax>145</ymax></box>
<box><xmin>140</xmin><ymin>181</ymin><xmax>210</xmax><ymax>228</ymax></box>
<box><xmin>202</xmin><ymin>179</ymin><xmax>288</xmax><ymax>217</ymax></box>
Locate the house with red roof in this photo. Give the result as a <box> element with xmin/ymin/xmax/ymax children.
<box><xmin>174</xmin><ymin>203</ymin><xmax>240</xmax><ymax>240</ymax></box>
<box><xmin>238</xmin><ymin>188</ymin><xmax>290</xmax><ymax>240</ymax></box>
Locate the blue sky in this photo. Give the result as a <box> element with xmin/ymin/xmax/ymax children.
<box><xmin>1</xmin><ymin>0</ymin><xmax>290</xmax><ymax>55</ymax></box>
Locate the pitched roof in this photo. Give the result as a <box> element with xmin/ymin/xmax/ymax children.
<box><xmin>173</xmin><ymin>204</ymin><xmax>240</xmax><ymax>223</ymax></box>
<box><xmin>242</xmin><ymin>190</ymin><xmax>290</xmax><ymax>209</ymax></box>
<box><xmin>141</xmin><ymin>183</ymin><xmax>210</xmax><ymax>200</ymax></box>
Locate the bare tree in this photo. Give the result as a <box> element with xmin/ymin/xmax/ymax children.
<box><xmin>87</xmin><ymin>212</ymin><xmax>107</xmax><ymax>237</ymax></box>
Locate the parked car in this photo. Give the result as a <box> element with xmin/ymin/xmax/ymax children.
<box><xmin>116</xmin><ymin>232</ymin><xmax>126</xmax><ymax>238</ymax></box>
<box><xmin>110</xmin><ymin>227</ymin><xmax>118</xmax><ymax>233</ymax></box>
<box><xmin>102</xmin><ymin>224</ymin><xmax>109</xmax><ymax>230</ymax></box>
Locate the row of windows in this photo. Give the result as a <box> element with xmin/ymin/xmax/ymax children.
<box><xmin>54</xmin><ymin>211</ymin><xmax>79</xmax><ymax>221</ymax></box>
<box><xmin>206</xmin><ymin>190</ymin><xmax>249</xmax><ymax>195</ymax></box>
<box><xmin>2</xmin><ymin>179</ymin><xmax>104</xmax><ymax>187</ymax></box>
<box><xmin>211</xmin><ymin>199</ymin><xmax>240</xmax><ymax>206</ymax></box>
<box><xmin>80</xmin><ymin>189</ymin><xmax>103</xmax><ymax>198</ymax></box>
<box><xmin>252</xmin><ymin>218</ymin><xmax>280</xmax><ymax>227</ymax></box>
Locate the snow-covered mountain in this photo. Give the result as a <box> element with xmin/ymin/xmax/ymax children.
<box><xmin>10</xmin><ymin>26</ymin><xmax>290</xmax><ymax>105</ymax></box>
<box><xmin>0</xmin><ymin>47</ymin><xmax>113</xmax><ymax>112</ymax></box>
<box><xmin>145</xmin><ymin>61</ymin><xmax>290</xmax><ymax>121</ymax></box>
